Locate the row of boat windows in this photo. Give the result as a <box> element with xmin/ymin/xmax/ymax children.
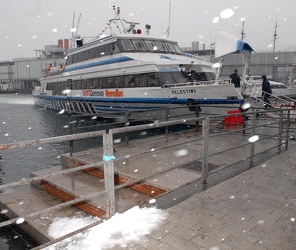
<box><xmin>66</xmin><ymin>39</ymin><xmax>182</xmax><ymax>65</ymax></box>
<box><xmin>46</xmin><ymin>72</ymin><xmax>214</xmax><ymax>92</ymax></box>
<box><xmin>46</xmin><ymin>72</ymin><xmax>188</xmax><ymax>92</ymax></box>
<box><xmin>52</xmin><ymin>100</ymin><xmax>95</xmax><ymax>114</ymax></box>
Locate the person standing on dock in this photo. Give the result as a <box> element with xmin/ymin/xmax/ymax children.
<box><xmin>261</xmin><ymin>75</ymin><xmax>272</xmax><ymax>108</ymax></box>
<box><xmin>229</xmin><ymin>69</ymin><xmax>241</xmax><ymax>88</ymax></box>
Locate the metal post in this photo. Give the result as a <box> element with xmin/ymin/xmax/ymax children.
<box><xmin>103</xmin><ymin>132</ymin><xmax>115</xmax><ymax>218</ymax></box>
<box><xmin>69</xmin><ymin>114</ymin><xmax>74</xmax><ymax>156</ymax></box>
<box><xmin>195</xmin><ymin>105</ymin><xmax>200</xmax><ymax>131</ymax></box>
<box><xmin>249</xmin><ymin>113</ymin><xmax>256</xmax><ymax>168</ymax></box>
<box><xmin>285</xmin><ymin>109</ymin><xmax>290</xmax><ymax>150</ymax></box>
<box><xmin>278</xmin><ymin>109</ymin><xmax>283</xmax><ymax>152</ymax></box>
<box><xmin>125</xmin><ymin>111</ymin><xmax>130</xmax><ymax>144</ymax></box>
<box><xmin>202</xmin><ymin>116</ymin><xmax>209</xmax><ymax>184</ymax></box>
<box><xmin>165</xmin><ymin>108</ymin><xmax>169</xmax><ymax>142</ymax></box>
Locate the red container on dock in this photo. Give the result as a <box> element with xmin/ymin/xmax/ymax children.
<box><xmin>224</xmin><ymin>110</ymin><xmax>243</xmax><ymax>126</ymax></box>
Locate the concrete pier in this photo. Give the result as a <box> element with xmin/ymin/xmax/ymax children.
<box><xmin>0</xmin><ymin>117</ymin><xmax>295</xmax><ymax>248</ymax></box>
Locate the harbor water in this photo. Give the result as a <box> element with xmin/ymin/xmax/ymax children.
<box><xmin>0</xmin><ymin>93</ymin><xmax>177</xmax><ymax>249</ymax></box>
<box><xmin>0</xmin><ymin>93</ymin><xmax>105</xmax><ymax>249</ymax></box>
<box><xmin>0</xmin><ymin>94</ymin><xmax>68</xmax><ymax>249</ymax></box>
<box><xmin>1</xmin><ymin>94</ymin><xmax>75</xmax><ymax>185</ymax></box>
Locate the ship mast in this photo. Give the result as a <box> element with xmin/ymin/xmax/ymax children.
<box><xmin>241</xmin><ymin>19</ymin><xmax>246</xmax><ymax>41</ymax></box>
<box><xmin>163</xmin><ymin>0</ymin><xmax>171</xmax><ymax>38</ymax></box>
<box><xmin>272</xmin><ymin>19</ymin><xmax>279</xmax><ymax>52</ymax></box>
<box><xmin>70</xmin><ymin>13</ymin><xmax>82</xmax><ymax>49</ymax></box>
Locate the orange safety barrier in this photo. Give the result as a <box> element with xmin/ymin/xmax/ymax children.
<box><xmin>224</xmin><ymin>109</ymin><xmax>244</xmax><ymax>126</ymax></box>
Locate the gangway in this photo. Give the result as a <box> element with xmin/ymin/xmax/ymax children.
<box><xmin>243</xmin><ymin>84</ymin><xmax>296</xmax><ymax>121</ymax></box>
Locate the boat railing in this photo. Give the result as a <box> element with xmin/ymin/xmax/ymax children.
<box><xmin>42</xmin><ymin>67</ymin><xmax>64</xmax><ymax>78</ymax></box>
<box><xmin>182</xmin><ymin>52</ymin><xmax>209</xmax><ymax>62</ymax></box>
<box><xmin>243</xmin><ymin>81</ymin><xmax>296</xmax><ymax>109</ymax></box>
<box><xmin>163</xmin><ymin>80</ymin><xmax>215</xmax><ymax>88</ymax></box>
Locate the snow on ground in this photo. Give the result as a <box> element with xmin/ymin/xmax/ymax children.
<box><xmin>45</xmin><ymin>206</ymin><xmax>168</xmax><ymax>250</ymax></box>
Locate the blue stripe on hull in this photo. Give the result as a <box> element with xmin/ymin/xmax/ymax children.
<box><xmin>64</xmin><ymin>56</ymin><xmax>134</xmax><ymax>72</ymax></box>
<box><xmin>33</xmin><ymin>95</ymin><xmax>243</xmax><ymax>105</ymax></box>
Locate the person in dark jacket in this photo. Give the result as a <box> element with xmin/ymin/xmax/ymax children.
<box><xmin>261</xmin><ymin>75</ymin><xmax>272</xmax><ymax>108</ymax></box>
<box><xmin>229</xmin><ymin>69</ymin><xmax>241</xmax><ymax>88</ymax></box>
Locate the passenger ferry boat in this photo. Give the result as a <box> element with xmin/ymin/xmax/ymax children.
<box><xmin>32</xmin><ymin>6</ymin><xmax>244</xmax><ymax>119</ymax></box>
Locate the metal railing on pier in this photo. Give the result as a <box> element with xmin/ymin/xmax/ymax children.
<box><xmin>0</xmin><ymin>107</ymin><xmax>294</xmax><ymax>249</ymax></box>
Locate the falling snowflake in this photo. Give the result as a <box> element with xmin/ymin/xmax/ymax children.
<box><xmin>212</xmin><ymin>17</ymin><xmax>219</xmax><ymax>23</ymax></box>
<box><xmin>174</xmin><ymin>149</ymin><xmax>188</xmax><ymax>157</ymax></box>
<box><xmin>220</xmin><ymin>8</ymin><xmax>234</xmax><ymax>19</ymax></box>
<box><xmin>16</xmin><ymin>218</ymin><xmax>25</xmax><ymax>224</ymax></box>
<box><xmin>249</xmin><ymin>135</ymin><xmax>259</xmax><ymax>143</ymax></box>
<box><xmin>257</xmin><ymin>220</ymin><xmax>264</xmax><ymax>225</ymax></box>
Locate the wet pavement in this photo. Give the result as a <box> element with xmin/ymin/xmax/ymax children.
<box><xmin>128</xmin><ymin>145</ymin><xmax>296</xmax><ymax>250</ymax></box>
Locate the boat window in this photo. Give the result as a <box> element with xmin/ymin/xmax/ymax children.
<box><xmin>59</xmin><ymin>81</ymin><xmax>65</xmax><ymax>91</ymax></box>
<box><xmin>82</xmin><ymin>50</ymin><xmax>89</xmax><ymax>61</ymax></box>
<box><xmin>165</xmin><ymin>42</ymin><xmax>176</xmax><ymax>53</ymax></box>
<box><xmin>115</xmin><ymin>76</ymin><xmax>123</xmax><ymax>88</ymax></box>
<box><xmin>93</xmin><ymin>78</ymin><xmax>100</xmax><ymax>89</ymax></box>
<box><xmin>102</xmin><ymin>44</ymin><xmax>112</xmax><ymax>55</ymax></box>
<box><xmin>80</xmin><ymin>80</ymin><xmax>86</xmax><ymax>89</ymax></box>
<box><xmin>145</xmin><ymin>40</ymin><xmax>157</xmax><ymax>52</ymax></box>
<box><xmin>186</xmin><ymin>72</ymin><xmax>215</xmax><ymax>82</ymax></box>
<box><xmin>88</xmin><ymin>48</ymin><xmax>95</xmax><ymax>60</ymax></box>
<box><xmin>107</xmin><ymin>77</ymin><xmax>115</xmax><ymax>88</ymax></box>
<box><xmin>112</xmin><ymin>42</ymin><xmax>120</xmax><ymax>54</ymax></box>
<box><xmin>86</xmin><ymin>79</ymin><xmax>91</xmax><ymax>89</ymax></box>
<box><xmin>73</xmin><ymin>54</ymin><xmax>78</xmax><ymax>63</ymax></box>
<box><xmin>124</xmin><ymin>75</ymin><xmax>134</xmax><ymax>87</ymax></box>
<box><xmin>155</xmin><ymin>41</ymin><xmax>168</xmax><ymax>53</ymax></box>
<box><xmin>204</xmin><ymin>72</ymin><xmax>216</xmax><ymax>81</ymax></box>
<box><xmin>171</xmin><ymin>71</ymin><xmax>187</xmax><ymax>83</ymax></box>
<box><xmin>149</xmin><ymin>73</ymin><xmax>160</xmax><ymax>87</ymax></box>
<box><xmin>173</xmin><ymin>44</ymin><xmax>182</xmax><ymax>54</ymax></box>
<box><xmin>137</xmin><ymin>74</ymin><xmax>147</xmax><ymax>87</ymax></box>
<box><xmin>72</xmin><ymin>80</ymin><xmax>82</xmax><ymax>89</ymax></box>
<box><xmin>157</xmin><ymin>72</ymin><xmax>186</xmax><ymax>86</ymax></box>
<box><xmin>67</xmin><ymin>55</ymin><xmax>73</xmax><ymax>65</ymax></box>
<box><xmin>121</xmin><ymin>39</ymin><xmax>135</xmax><ymax>51</ymax></box>
<box><xmin>158</xmin><ymin>72</ymin><xmax>174</xmax><ymax>86</ymax></box>
<box><xmin>94</xmin><ymin>46</ymin><xmax>101</xmax><ymax>58</ymax></box>
<box><xmin>100</xmin><ymin>45</ymin><xmax>107</xmax><ymax>56</ymax></box>
<box><xmin>77</xmin><ymin>52</ymin><xmax>83</xmax><ymax>62</ymax></box>
<box><xmin>131</xmin><ymin>39</ymin><xmax>148</xmax><ymax>51</ymax></box>
<box><xmin>100</xmin><ymin>78</ymin><xmax>107</xmax><ymax>88</ymax></box>
<box><xmin>86</xmin><ymin>79</ymin><xmax>92</xmax><ymax>89</ymax></box>
<box><xmin>47</xmin><ymin>83</ymin><xmax>53</xmax><ymax>90</ymax></box>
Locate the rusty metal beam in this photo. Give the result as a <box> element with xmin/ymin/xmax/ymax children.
<box><xmin>0</xmin><ymin>130</ymin><xmax>106</xmax><ymax>151</ymax></box>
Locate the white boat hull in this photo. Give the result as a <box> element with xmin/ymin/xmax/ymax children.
<box><xmin>33</xmin><ymin>84</ymin><xmax>243</xmax><ymax>119</ymax></box>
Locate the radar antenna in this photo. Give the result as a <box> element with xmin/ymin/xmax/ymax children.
<box><xmin>100</xmin><ymin>6</ymin><xmax>140</xmax><ymax>35</ymax></box>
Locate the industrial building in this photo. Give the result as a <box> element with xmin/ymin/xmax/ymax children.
<box><xmin>186</xmin><ymin>48</ymin><xmax>296</xmax><ymax>85</ymax></box>
<box><xmin>0</xmin><ymin>39</ymin><xmax>68</xmax><ymax>92</ymax></box>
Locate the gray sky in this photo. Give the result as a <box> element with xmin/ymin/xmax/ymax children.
<box><xmin>1</xmin><ymin>0</ymin><xmax>295</xmax><ymax>61</ymax></box>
